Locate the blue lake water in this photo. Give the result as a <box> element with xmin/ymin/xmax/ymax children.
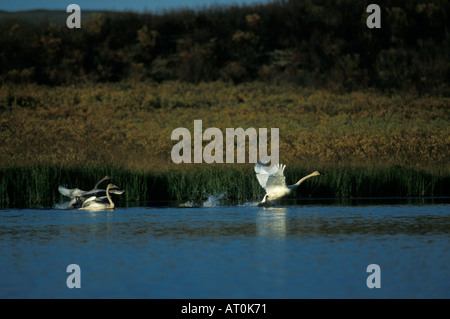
<box><xmin>0</xmin><ymin>203</ymin><xmax>449</xmax><ymax>298</ymax></box>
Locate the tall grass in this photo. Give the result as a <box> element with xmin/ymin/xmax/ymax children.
<box><xmin>0</xmin><ymin>164</ymin><xmax>448</xmax><ymax>208</ymax></box>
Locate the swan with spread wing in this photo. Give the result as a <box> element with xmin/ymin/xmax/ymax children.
<box><xmin>255</xmin><ymin>162</ymin><xmax>322</xmax><ymax>206</ymax></box>
<box><xmin>78</xmin><ymin>183</ymin><xmax>119</xmax><ymax>211</ymax></box>
<box><xmin>55</xmin><ymin>176</ymin><xmax>124</xmax><ymax>209</ymax></box>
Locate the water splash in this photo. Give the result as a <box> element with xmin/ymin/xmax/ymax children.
<box><xmin>53</xmin><ymin>199</ymin><xmax>78</xmax><ymax>210</ymax></box>
<box><xmin>179</xmin><ymin>200</ymin><xmax>195</xmax><ymax>208</ymax></box>
<box><xmin>179</xmin><ymin>191</ymin><xmax>227</xmax><ymax>208</ymax></box>
<box><xmin>202</xmin><ymin>191</ymin><xmax>227</xmax><ymax>207</ymax></box>
<box><xmin>239</xmin><ymin>200</ymin><xmax>261</xmax><ymax>207</ymax></box>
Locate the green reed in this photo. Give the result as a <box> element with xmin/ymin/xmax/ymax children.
<box><xmin>0</xmin><ymin>164</ymin><xmax>448</xmax><ymax>208</ymax></box>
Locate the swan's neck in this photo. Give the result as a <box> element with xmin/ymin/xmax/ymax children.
<box><xmin>292</xmin><ymin>173</ymin><xmax>317</xmax><ymax>187</ymax></box>
<box><xmin>94</xmin><ymin>176</ymin><xmax>109</xmax><ymax>189</ymax></box>
<box><xmin>106</xmin><ymin>185</ymin><xmax>114</xmax><ymax>208</ymax></box>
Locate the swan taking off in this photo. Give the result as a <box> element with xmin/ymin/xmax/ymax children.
<box><xmin>79</xmin><ymin>184</ymin><xmax>119</xmax><ymax>211</ymax></box>
<box><xmin>57</xmin><ymin>176</ymin><xmax>124</xmax><ymax>209</ymax></box>
<box><xmin>255</xmin><ymin>162</ymin><xmax>322</xmax><ymax>205</ymax></box>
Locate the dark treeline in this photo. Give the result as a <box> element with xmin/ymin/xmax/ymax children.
<box><xmin>1</xmin><ymin>0</ymin><xmax>449</xmax><ymax>93</ymax></box>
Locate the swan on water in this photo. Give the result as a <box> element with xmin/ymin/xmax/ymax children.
<box><xmin>79</xmin><ymin>184</ymin><xmax>119</xmax><ymax>211</ymax></box>
<box><xmin>57</xmin><ymin>176</ymin><xmax>124</xmax><ymax>209</ymax></box>
<box><xmin>255</xmin><ymin>162</ymin><xmax>322</xmax><ymax>206</ymax></box>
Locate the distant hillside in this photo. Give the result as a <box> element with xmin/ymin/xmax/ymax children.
<box><xmin>0</xmin><ymin>1</ymin><xmax>449</xmax><ymax>94</ymax></box>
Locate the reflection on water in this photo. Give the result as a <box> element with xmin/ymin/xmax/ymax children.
<box><xmin>0</xmin><ymin>204</ymin><xmax>449</xmax><ymax>298</ymax></box>
<box><xmin>256</xmin><ymin>207</ymin><xmax>288</xmax><ymax>239</ymax></box>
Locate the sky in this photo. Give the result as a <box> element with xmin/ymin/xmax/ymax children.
<box><xmin>0</xmin><ymin>0</ymin><xmax>273</xmax><ymax>12</ymax></box>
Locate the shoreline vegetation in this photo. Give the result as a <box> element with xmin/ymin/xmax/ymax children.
<box><xmin>0</xmin><ymin>81</ymin><xmax>449</xmax><ymax>208</ymax></box>
<box><xmin>0</xmin><ymin>1</ymin><xmax>449</xmax><ymax>207</ymax></box>
<box><xmin>0</xmin><ymin>164</ymin><xmax>449</xmax><ymax>208</ymax></box>
<box><xmin>0</xmin><ymin>163</ymin><xmax>449</xmax><ymax>208</ymax></box>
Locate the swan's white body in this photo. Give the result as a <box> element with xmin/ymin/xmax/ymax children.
<box><xmin>79</xmin><ymin>184</ymin><xmax>118</xmax><ymax>211</ymax></box>
<box><xmin>255</xmin><ymin>163</ymin><xmax>321</xmax><ymax>205</ymax></box>
<box><xmin>56</xmin><ymin>176</ymin><xmax>124</xmax><ymax>209</ymax></box>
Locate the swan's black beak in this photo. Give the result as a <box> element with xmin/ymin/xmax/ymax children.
<box><xmin>318</xmin><ymin>171</ymin><xmax>325</xmax><ymax>175</ymax></box>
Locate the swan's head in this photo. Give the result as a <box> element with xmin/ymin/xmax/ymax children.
<box><xmin>311</xmin><ymin>171</ymin><xmax>323</xmax><ymax>176</ymax></box>
<box><xmin>107</xmin><ymin>184</ymin><xmax>119</xmax><ymax>189</ymax></box>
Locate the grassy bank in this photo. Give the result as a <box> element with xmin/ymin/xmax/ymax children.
<box><xmin>0</xmin><ymin>164</ymin><xmax>448</xmax><ymax>208</ymax></box>
<box><xmin>1</xmin><ymin>81</ymin><xmax>449</xmax><ymax>169</ymax></box>
<box><xmin>0</xmin><ymin>81</ymin><xmax>448</xmax><ymax>207</ymax></box>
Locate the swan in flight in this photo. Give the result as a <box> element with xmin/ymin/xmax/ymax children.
<box><xmin>79</xmin><ymin>184</ymin><xmax>119</xmax><ymax>211</ymax></box>
<box><xmin>57</xmin><ymin>176</ymin><xmax>124</xmax><ymax>209</ymax></box>
<box><xmin>255</xmin><ymin>162</ymin><xmax>322</xmax><ymax>206</ymax></box>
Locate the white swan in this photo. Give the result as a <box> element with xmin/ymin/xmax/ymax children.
<box><xmin>79</xmin><ymin>184</ymin><xmax>119</xmax><ymax>211</ymax></box>
<box><xmin>57</xmin><ymin>175</ymin><xmax>124</xmax><ymax>208</ymax></box>
<box><xmin>255</xmin><ymin>162</ymin><xmax>322</xmax><ymax>205</ymax></box>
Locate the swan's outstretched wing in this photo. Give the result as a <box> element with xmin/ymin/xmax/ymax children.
<box><xmin>109</xmin><ymin>189</ymin><xmax>124</xmax><ymax>195</ymax></box>
<box><xmin>82</xmin><ymin>188</ymin><xmax>125</xmax><ymax>197</ymax></box>
<box><xmin>58</xmin><ymin>176</ymin><xmax>113</xmax><ymax>199</ymax></box>
<box><xmin>58</xmin><ymin>185</ymin><xmax>86</xmax><ymax>198</ymax></box>
<box><xmin>59</xmin><ymin>187</ymin><xmax>124</xmax><ymax>204</ymax></box>
<box><xmin>255</xmin><ymin>163</ymin><xmax>286</xmax><ymax>190</ymax></box>
<box><xmin>265</xmin><ymin>164</ymin><xmax>287</xmax><ymax>191</ymax></box>
<box><xmin>255</xmin><ymin>162</ymin><xmax>276</xmax><ymax>188</ymax></box>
